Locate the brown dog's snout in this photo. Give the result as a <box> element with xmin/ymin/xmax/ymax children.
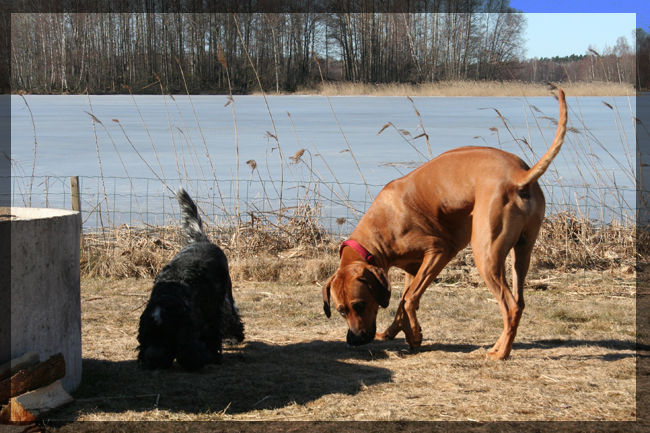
<box><xmin>346</xmin><ymin>323</ymin><xmax>376</xmax><ymax>346</ymax></box>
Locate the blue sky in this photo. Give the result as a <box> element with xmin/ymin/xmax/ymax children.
<box><xmin>509</xmin><ymin>0</ymin><xmax>646</xmax><ymax>59</ymax></box>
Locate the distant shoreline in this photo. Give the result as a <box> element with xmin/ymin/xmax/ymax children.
<box><xmin>12</xmin><ymin>81</ymin><xmax>637</xmax><ymax>97</ymax></box>
<box><xmin>288</xmin><ymin>81</ymin><xmax>637</xmax><ymax>97</ymax></box>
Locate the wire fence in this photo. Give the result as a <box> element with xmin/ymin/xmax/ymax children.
<box><xmin>4</xmin><ymin>174</ymin><xmax>642</xmax><ymax>287</ymax></box>
<box><xmin>7</xmin><ymin>175</ymin><xmax>384</xmax><ymax>235</ymax></box>
<box><xmin>5</xmin><ymin>175</ymin><xmax>637</xmax><ymax>232</ymax></box>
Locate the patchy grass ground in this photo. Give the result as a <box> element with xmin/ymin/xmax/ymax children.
<box><xmin>47</xmin><ymin>272</ymin><xmax>636</xmax><ymax>423</ymax></box>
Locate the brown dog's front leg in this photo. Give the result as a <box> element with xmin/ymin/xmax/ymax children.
<box><xmin>399</xmin><ymin>250</ymin><xmax>454</xmax><ymax>349</ymax></box>
<box><xmin>375</xmin><ymin>299</ymin><xmax>422</xmax><ymax>349</ymax></box>
<box><xmin>375</xmin><ymin>300</ymin><xmax>405</xmax><ymax>341</ymax></box>
<box><xmin>376</xmin><ymin>272</ymin><xmax>413</xmax><ymax>341</ymax></box>
<box><xmin>402</xmin><ymin>299</ymin><xmax>423</xmax><ymax>349</ymax></box>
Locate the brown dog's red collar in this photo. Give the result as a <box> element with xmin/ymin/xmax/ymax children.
<box><xmin>340</xmin><ymin>240</ymin><xmax>374</xmax><ymax>264</ymax></box>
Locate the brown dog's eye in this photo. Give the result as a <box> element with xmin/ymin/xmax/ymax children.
<box><xmin>352</xmin><ymin>302</ymin><xmax>366</xmax><ymax>314</ymax></box>
<box><xmin>337</xmin><ymin>307</ymin><xmax>346</xmax><ymax>317</ymax></box>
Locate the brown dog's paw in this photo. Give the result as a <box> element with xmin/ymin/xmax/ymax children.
<box><xmin>407</xmin><ymin>341</ymin><xmax>422</xmax><ymax>351</ymax></box>
<box><xmin>412</xmin><ymin>326</ymin><xmax>423</xmax><ymax>348</ymax></box>
<box><xmin>375</xmin><ymin>331</ymin><xmax>390</xmax><ymax>340</ymax></box>
<box><xmin>485</xmin><ymin>350</ymin><xmax>508</xmax><ymax>361</ymax></box>
<box><xmin>408</xmin><ymin>334</ymin><xmax>423</xmax><ymax>349</ymax></box>
<box><xmin>376</xmin><ymin>321</ymin><xmax>403</xmax><ymax>340</ymax></box>
<box><xmin>402</xmin><ymin>323</ymin><xmax>423</xmax><ymax>349</ymax></box>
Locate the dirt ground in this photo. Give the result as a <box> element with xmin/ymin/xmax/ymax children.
<box><xmin>41</xmin><ymin>273</ymin><xmax>639</xmax><ymax>425</ymax></box>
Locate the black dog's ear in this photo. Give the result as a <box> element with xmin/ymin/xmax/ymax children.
<box><xmin>361</xmin><ymin>266</ymin><xmax>391</xmax><ymax>308</ymax></box>
<box><xmin>322</xmin><ymin>275</ymin><xmax>334</xmax><ymax>318</ymax></box>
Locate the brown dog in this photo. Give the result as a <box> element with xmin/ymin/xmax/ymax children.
<box><xmin>322</xmin><ymin>89</ymin><xmax>568</xmax><ymax>360</ymax></box>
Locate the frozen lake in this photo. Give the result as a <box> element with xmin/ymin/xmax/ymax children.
<box><xmin>9</xmin><ymin>94</ymin><xmax>637</xmax><ymax>230</ymax></box>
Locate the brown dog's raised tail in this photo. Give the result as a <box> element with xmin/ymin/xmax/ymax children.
<box><xmin>515</xmin><ymin>89</ymin><xmax>568</xmax><ymax>187</ymax></box>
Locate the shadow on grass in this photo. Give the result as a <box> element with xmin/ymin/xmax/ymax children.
<box><xmin>51</xmin><ymin>339</ymin><xmax>392</xmax><ymax>421</ymax></box>
<box><xmin>513</xmin><ymin>338</ymin><xmax>636</xmax><ymax>358</ymax></box>
<box><xmin>49</xmin><ymin>336</ymin><xmax>637</xmax><ymax>422</ymax></box>
<box><xmin>361</xmin><ymin>336</ymin><xmax>637</xmax><ymax>360</ymax></box>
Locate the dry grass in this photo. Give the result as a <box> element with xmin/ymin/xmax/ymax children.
<box><xmin>285</xmin><ymin>81</ymin><xmax>636</xmax><ymax>97</ymax></box>
<box><xmin>59</xmin><ymin>208</ymin><xmax>640</xmax><ymax>424</ymax></box>
<box><xmin>533</xmin><ymin>213</ymin><xmax>637</xmax><ymax>272</ymax></box>
<box><xmin>80</xmin><ymin>200</ymin><xmax>332</xmax><ymax>280</ymax></box>
<box><xmin>80</xmin><ymin>226</ymin><xmax>183</xmax><ymax>279</ymax></box>
<box><xmin>38</xmin><ymin>205</ymin><xmax>645</xmax><ymax>427</ymax></box>
<box><xmin>79</xmin><ymin>212</ymin><xmax>639</xmax><ymax>294</ymax></box>
<box><xmin>45</xmin><ymin>270</ymin><xmax>636</xmax><ymax>423</ymax></box>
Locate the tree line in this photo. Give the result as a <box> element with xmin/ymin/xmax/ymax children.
<box><xmin>518</xmin><ymin>37</ymin><xmax>637</xmax><ymax>87</ymax></box>
<box><xmin>637</xmin><ymin>28</ymin><xmax>650</xmax><ymax>90</ymax></box>
<box><xmin>9</xmin><ymin>7</ymin><xmax>647</xmax><ymax>94</ymax></box>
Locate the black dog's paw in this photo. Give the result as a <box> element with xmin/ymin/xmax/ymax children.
<box><xmin>137</xmin><ymin>345</ymin><xmax>175</xmax><ymax>370</ymax></box>
<box><xmin>176</xmin><ymin>339</ymin><xmax>217</xmax><ymax>371</ymax></box>
<box><xmin>223</xmin><ymin>299</ymin><xmax>245</xmax><ymax>343</ymax></box>
<box><xmin>176</xmin><ymin>355</ymin><xmax>207</xmax><ymax>372</ymax></box>
<box><xmin>224</xmin><ymin>319</ymin><xmax>245</xmax><ymax>344</ymax></box>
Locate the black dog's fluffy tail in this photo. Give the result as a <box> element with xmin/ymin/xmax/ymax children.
<box><xmin>177</xmin><ymin>187</ymin><xmax>209</xmax><ymax>244</ymax></box>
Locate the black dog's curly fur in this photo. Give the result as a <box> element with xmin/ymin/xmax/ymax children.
<box><xmin>137</xmin><ymin>188</ymin><xmax>244</xmax><ymax>371</ymax></box>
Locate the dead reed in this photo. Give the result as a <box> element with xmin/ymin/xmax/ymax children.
<box><xmin>80</xmin><ymin>199</ymin><xmax>334</xmax><ymax>281</ymax></box>
<box><xmin>288</xmin><ymin>81</ymin><xmax>636</xmax><ymax>97</ymax></box>
<box><xmin>533</xmin><ymin>212</ymin><xmax>637</xmax><ymax>271</ymax></box>
<box><xmin>80</xmin><ymin>210</ymin><xmax>640</xmax><ymax>291</ymax></box>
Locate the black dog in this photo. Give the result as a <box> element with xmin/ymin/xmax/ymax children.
<box><xmin>137</xmin><ymin>188</ymin><xmax>244</xmax><ymax>371</ymax></box>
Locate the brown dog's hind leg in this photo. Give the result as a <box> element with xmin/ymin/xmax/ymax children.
<box><xmin>473</xmin><ymin>237</ymin><xmax>524</xmax><ymax>360</ymax></box>
<box><xmin>480</xmin><ymin>271</ymin><xmax>520</xmax><ymax>359</ymax></box>
<box><xmin>487</xmin><ymin>228</ymin><xmax>538</xmax><ymax>357</ymax></box>
<box><xmin>470</xmin><ymin>204</ymin><xmax>528</xmax><ymax>361</ymax></box>
<box><xmin>376</xmin><ymin>272</ymin><xmax>413</xmax><ymax>341</ymax></box>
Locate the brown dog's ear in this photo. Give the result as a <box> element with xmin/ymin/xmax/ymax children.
<box><xmin>322</xmin><ymin>275</ymin><xmax>333</xmax><ymax>318</ymax></box>
<box><xmin>361</xmin><ymin>266</ymin><xmax>391</xmax><ymax>308</ymax></box>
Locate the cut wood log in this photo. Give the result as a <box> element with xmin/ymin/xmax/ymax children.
<box><xmin>0</xmin><ymin>380</ymin><xmax>73</xmax><ymax>424</ymax></box>
<box><xmin>0</xmin><ymin>352</ymin><xmax>40</xmax><ymax>382</ymax></box>
<box><xmin>0</xmin><ymin>353</ymin><xmax>65</xmax><ymax>406</ymax></box>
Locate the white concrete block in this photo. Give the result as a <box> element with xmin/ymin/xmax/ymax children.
<box><xmin>6</xmin><ymin>207</ymin><xmax>82</xmax><ymax>393</ymax></box>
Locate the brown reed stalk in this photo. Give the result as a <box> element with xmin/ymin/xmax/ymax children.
<box><xmin>111</xmin><ymin>119</ymin><xmax>172</xmax><ymax>194</ymax></box>
<box><xmin>244</xmin><ymin>159</ymin><xmax>274</xmax><ymax>216</ymax></box>
<box><xmin>587</xmin><ymin>49</ymin><xmax>634</xmax><ymax>179</ymax></box>
<box><xmin>80</xmin><ymin>111</ymin><xmax>143</xmax><ymax>218</ymax></box>
<box><xmin>166</xmin><ymin>94</ymin><xmax>210</xmax><ymax>200</ymax></box>
<box><xmin>216</xmin><ymin>43</ymin><xmax>243</xmax><ymax>263</ymax></box>
<box><xmin>5</xmin><ymin>152</ymin><xmax>30</xmax><ymax>206</ymax></box>
<box><xmin>307</xmin><ymin>139</ymin><xmax>362</xmax><ymax>221</ymax></box>
<box><xmin>174</xmin><ymin>57</ymin><xmax>228</xmax><ymax>218</ymax></box>
<box><xmin>406</xmin><ymin>95</ymin><xmax>432</xmax><ymax>159</ymax></box>
<box><xmin>120</xmin><ymin>85</ymin><xmax>178</xmax><ymax>217</ymax></box>
<box><xmin>230</xmin><ymin>12</ymin><xmax>285</xmax><ymax>216</ymax></box>
<box><xmin>155</xmin><ymin>73</ymin><xmax>182</xmax><ymax>191</ymax></box>
<box><xmin>283</xmin><ymin>112</ymin><xmax>314</xmax><ymax>190</ymax></box>
<box><xmin>312</xmin><ymin>52</ymin><xmax>373</xmax><ymax>202</ymax></box>
<box><xmin>217</xmin><ymin>43</ymin><xmax>242</xmax><ymax>227</ymax></box>
<box><xmin>18</xmin><ymin>94</ymin><xmax>37</xmax><ymax>207</ymax></box>
<box><xmin>376</xmin><ymin>121</ymin><xmax>429</xmax><ymax>163</ymax></box>
<box><xmin>85</xmin><ymin>93</ymin><xmax>110</xmax><ymax>231</ymax></box>
<box><xmin>122</xmin><ymin>85</ymin><xmax>166</xmax><ymax>182</ymax></box>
